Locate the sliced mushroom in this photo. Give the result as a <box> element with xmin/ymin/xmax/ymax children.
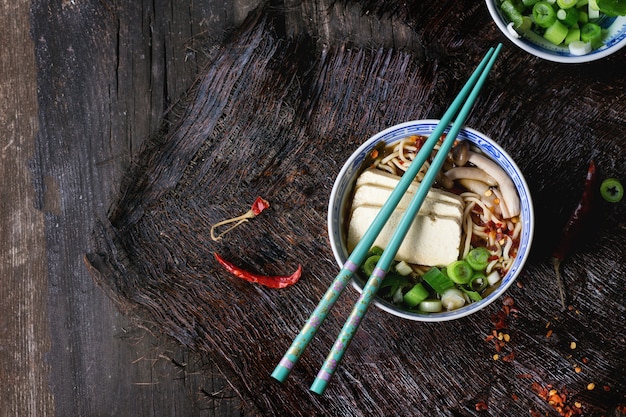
<box><xmin>451</xmin><ymin>140</ymin><xmax>470</xmax><ymax>166</ymax></box>
<box><xmin>445</xmin><ymin>167</ymin><xmax>498</xmax><ymax>186</ymax></box>
<box><xmin>467</xmin><ymin>151</ymin><xmax>520</xmax><ymax>218</ymax></box>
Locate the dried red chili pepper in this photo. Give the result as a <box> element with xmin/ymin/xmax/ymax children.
<box><xmin>210</xmin><ymin>196</ymin><xmax>270</xmax><ymax>241</ymax></box>
<box><xmin>551</xmin><ymin>160</ymin><xmax>597</xmax><ymax>310</ymax></box>
<box><xmin>213</xmin><ymin>253</ymin><xmax>301</xmax><ymax>289</ymax></box>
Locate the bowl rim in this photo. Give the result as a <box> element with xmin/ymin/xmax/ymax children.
<box><xmin>485</xmin><ymin>0</ymin><xmax>626</xmax><ymax>63</ymax></box>
<box><xmin>327</xmin><ymin>119</ymin><xmax>535</xmax><ymax>322</ymax></box>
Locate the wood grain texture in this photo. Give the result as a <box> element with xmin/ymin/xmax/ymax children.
<box><xmin>86</xmin><ymin>1</ymin><xmax>626</xmax><ymax>416</ymax></box>
<box><xmin>0</xmin><ymin>1</ymin><xmax>54</xmax><ymax>416</ymax></box>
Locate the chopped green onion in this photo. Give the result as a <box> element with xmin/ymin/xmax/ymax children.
<box><xmin>468</xmin><ymin>273</ymin><xmax>489</xmax><ymax>292</ymax></box>
<box><xmin>557</xmin><ymin>7</ymin><xmax>580</xmax><ymax>26</ymax></box>
<box><xmin>588</xmin><ymin>0</ymin><xmax>600</xmax><ymax>18</ymax></box>
<box><xmin>369</xmin><ymin>246</ymin><xmax>383</xmax><ymax>256</ymax></box>
<box><xmin>557</xmin><ymin>0</ymin><xmax>578</xmax><ymax>8</ymax></box>
<box><xmin>569</xmin><ymin>40</ymin><xmax>592</xmax><ymax>54</ymax></box>
<box><xmin>465</xmin><ymin>247</ymin><xmax>490</xmax><ymax>271</ymax></box>
<box><xmin>565</xmin><ymin>26</ymin><xmax>581</xmax><ymax>45</ymax></box>
<box><xmin>501</xmin><ymin>0</ymin><xmax>526</xmax><ymax>27</ymax></box>
<box><xmin>422</xmin><ymin>267</ymin><xmax>455</xmax><ymax>295</ymax></box>
<box><xmin>419</xmin><ymin>299</ymin><xmax>443</xmax><ymax>313</ymax></box>
<box><xmin>362</xmin><ymin>255</ymin><xmax>380</xmax><ymax>277</ymax></box>
<box><xmin>581</xmin><ymin>22</ymin><xmax>602</xmax><ymax>43</ymax></box>
<box><xmin>441</xmin><ymin>288</ymin><xmax>466</xmax><ymax>310</ymax></box>
<box><xmin>487</xmin><ymin>270</ymin><xmax>502</xmax><ymax>286</ymax></box>
<box><xmin>447</xmin><ymin>260</ymin><xmax>474</xmax><ymax>284</ymax></box>
<box><xmin>544</xmin><ymin>20</ymin><xmax>569</xmax><ymax>45</ymax></box>
<box><xmin>533</xmin><ymin>1</ymin><xmax>558</xmax><ymax>28</ymax></box>
<box><xmin>523</xmin><ymin>0</ymin><xmax>540</xmax><ymax>6</ymax></box>
<box><xmin>395</xmin><ymin>260</ymin><xmax>413</xmax><ymax>276</ymax></box>
<box><xmin>461</xmin><ymin>287</ymin><xmax>483</xmax><ymax>302</ymax></box>
<box><xmin>403</xmin><ymin>283</ymin><xmax>429</xmax><ymax>308</ymax></box>
<box><xmin>600</xmin><ymin>178</ymin><xmax>624</xmax><ymax>203</ymax></box>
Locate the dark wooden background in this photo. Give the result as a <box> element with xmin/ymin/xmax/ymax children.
<box><xmin>2</xmin><ymin>0</ymin><xmax>624</xmax><ymax>416</ymax></box>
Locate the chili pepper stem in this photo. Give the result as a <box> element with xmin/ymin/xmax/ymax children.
<box><xmin>210</xmin><ymin>197</ymin><xmax>270</xmax><ymax>241</ymax></box>
<box><xmin>210</xmin><ymin>212</ymin><xmax>254</xmax><ymax>241</ymax></box>
<box><xmin>551</xmin><ymin>257</ymin><xmax>567</xmax><ymax>311</ymax></box>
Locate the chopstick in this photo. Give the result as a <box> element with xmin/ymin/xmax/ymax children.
<box><xmin>271</xmin><ymin>44</ymin><xmax>503</xmax><ymax>394</ymax></box>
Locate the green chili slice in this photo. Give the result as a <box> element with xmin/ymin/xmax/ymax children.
<box><xmin>600</xmin><ymin>178</ymin><xmax>624</xmax><ymax>203</ymax></box>
<box><xmin>447</xmin><ymin>260</ymin><xmax>474</xmax><ymax>284</ymax></box>
<box><xmin>422</xmin><ymin>267</ymin><xmax>455</xmax><ymax>295</ymax></box>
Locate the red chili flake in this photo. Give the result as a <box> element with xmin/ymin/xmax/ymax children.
<box><xmin>475</xmin><ymin>400</ymin><xmax>488</xmax><ymax>411</ymax></box>
<box><xmin>502</xmin><ymin>352</ymin><xmax>515</xmax><ymax>362</ymax></box>
<box><xmin>210</xmin><ymin>197</ymin><xmax>270</xmax><ymax>241</ymax></box>
<box><xmin>531</xmin><ymin>382</ymin><xmax>548</xmax><ymax>399</ymax></box>
<box><xmin>530</xmin><ymin>383</ymin><xmax>583</xmax><ymax>417</ymax></box>
<box><xmin>214</xmin><ymin>252</ymin><xmax>301</xmax><ymax>289</ymax></box>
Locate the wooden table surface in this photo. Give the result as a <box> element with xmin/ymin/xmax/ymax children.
<box><xmin>2</xmin><ymin>1</ymin><xmax>624</xmax><ymax>416</ymax></box>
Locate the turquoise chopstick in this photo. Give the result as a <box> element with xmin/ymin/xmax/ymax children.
<box><xmin>309</xmin><ymin>43</ymin><xmax>503</xmax><ymax>395</ymax></box>
<box><xmin>271</xmin><ymin>44</ymin><xmax>502</xmax><ymax>388</ymax></box>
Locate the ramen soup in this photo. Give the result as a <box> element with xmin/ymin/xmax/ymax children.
<box><xmin>346</xmin><ymin>135</ymin><xmax>522</xmax><ymax>314</ymax></box>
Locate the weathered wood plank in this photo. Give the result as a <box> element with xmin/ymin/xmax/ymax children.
<box><xmin>22</xmin><ymin>0</ymin><xmax>261</xmax><ymax>415</ymax></box>
<box><xmin>0</xmin><ymin>1</ymin><xmax>54</xmax><ymax>416</ymax></box>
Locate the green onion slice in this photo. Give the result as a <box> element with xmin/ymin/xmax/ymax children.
<box><xmin>362</xmin><ymin>255</ymin><xmax>380</xmax><ymax>277</ymax></box>
<box><xmin>466</xmin><ymin>247</ymin><xmax>490</xmax><ymax>271</ymax></box>
<box><xmin>468</xmin><ymin>273</ymin><xmax>489</xmax><ymax>292</ymax></box>
<box><xmin>447</xmin><ymin>260</ymin><xmax>474</xmax><ymax>284</ymax></box>
<box><xmin>533</xmin><ymin>1</ymin><xmax>558</xmax><ymax>28</ymax></box>
<box><xmin>422</xmin><ymin>267</ymin><xmax>455</xmax><ymax>295</ymax></box>
<box><xmin>600</xmin><ymin>178</ymin><xmax>624</xmax><ymax>203</ymax></box>
<box><xmin>581</xmin><ymin>22</ymin><xmax>602</xmax><ymax>43</ymax></box>
<box><xmin>419</xmin><ymin>299</ymin><xmax>443</xmax><ymax>313</ymax></box>
<box><xmin>544</xmin><ymin>20</ymin><xmax>569</xmax><ymax>45</ymax></box>
<box><xmin>403</xmin><ymin>283</ymin><xmax>429</xmax><ymax>308</ymax></box>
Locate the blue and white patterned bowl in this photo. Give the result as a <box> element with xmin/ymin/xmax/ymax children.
<box><xmin>327</xmin><ymin>120</ymin><xmax>535</xmax><ymax>322</ymax></box>
<box><xmin>485</xmin><ymin>0</ymin><xmax>626</xmax><ymax>63</ymax></box>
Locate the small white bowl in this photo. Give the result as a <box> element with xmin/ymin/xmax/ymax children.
<box><xmin>327</xmin><ymin>120</ymin><xmax>535</xmax><ymax>322</ymax></box>
<box><xmin>485</xmin><ymin>0</ymin><xmax>626</xmax><ymax>63</ymax></box>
